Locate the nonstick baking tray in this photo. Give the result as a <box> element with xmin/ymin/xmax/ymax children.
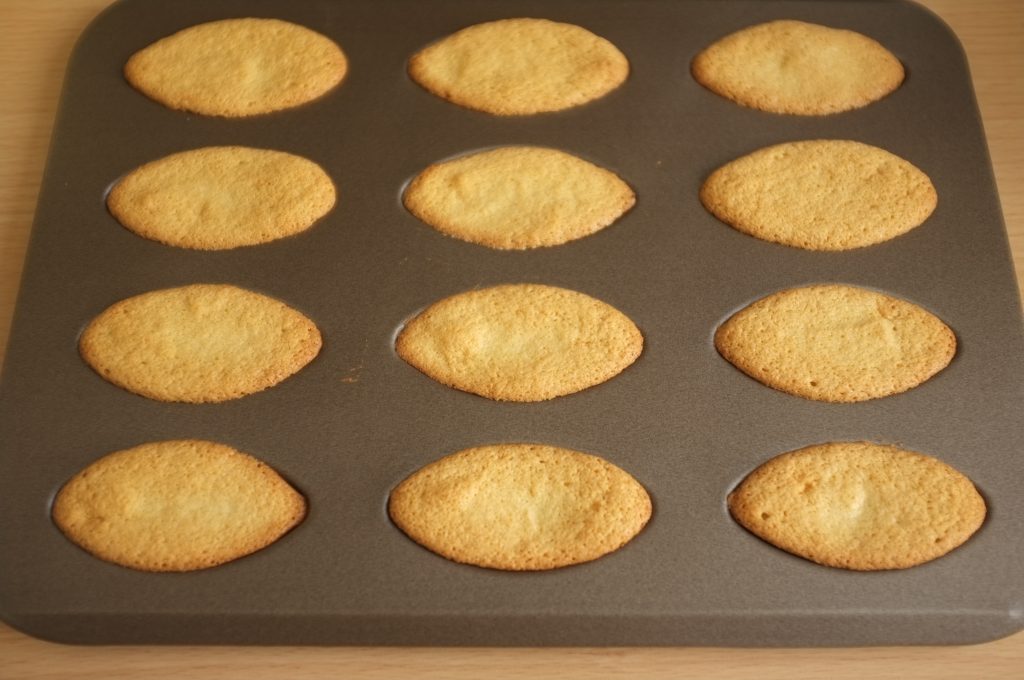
<box><xmin>1</xmin><ymin>0</ymin><xmax>1022</xmax><ymax>646</ymax></box>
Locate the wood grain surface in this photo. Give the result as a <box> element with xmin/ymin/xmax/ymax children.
<box><xmin>1</xmin><ymin>0</ymin><xmax>1022</xmax><ymax>677</ymax></box>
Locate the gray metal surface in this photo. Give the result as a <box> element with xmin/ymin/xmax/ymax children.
<box><xmin>0</xmin><ymin>0</ymin><xmax>1022</xmax><ymax>646</ymax></box>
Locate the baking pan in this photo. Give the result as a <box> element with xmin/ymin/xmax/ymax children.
<box><xmin>1</xmin><ymin>0</ymin><xmax>1022</xmax><ymax>646</ymax></box>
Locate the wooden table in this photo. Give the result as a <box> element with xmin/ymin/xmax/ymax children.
<box><xmin>1</xmin><ymin>1</ymin><xmax>1021</xmax><ymax>677</ymax></box>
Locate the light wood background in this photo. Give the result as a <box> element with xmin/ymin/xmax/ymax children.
<box><xmin>1</xmin><ymin>1</ymin><xmax>1022</xmax><ymax>677</ymax></box>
